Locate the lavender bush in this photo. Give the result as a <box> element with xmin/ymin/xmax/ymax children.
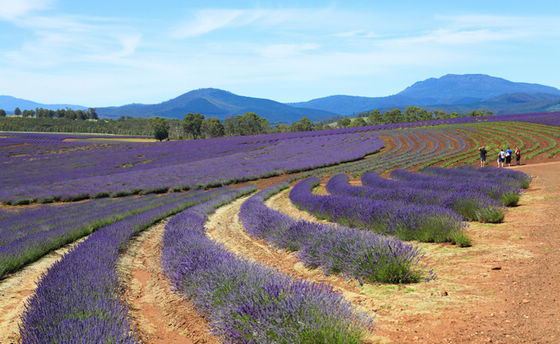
<box><xmin>0</xmin><ymin>190</ymin><xmax>222</xmax><ymax>278</ymax></box>
<box><xmin>386</xmin><ymin>169</ymin><xmax>521</xmax><ymax>206</ymax></box>
<box><xmin>161</xmin><ymin>187</ymin><xmax>373</xmax><ymax>343</ymax></box>
<box><xmin>453</xmin><ymin>166</ymin><xmax>532</xmax><ymax>189</ymax></box>
<box><xmin>239</xmin><ymin>183</ymin><xmax>430</xmax><ymax>283</ymax></box>
<box><xmin>19</xmin><ymin>188</ymin><xmax>231</xmax><ymax>343</ymax></box>
<box><xmin>327</xmin><ymin>174</ymin><xmax>504</xmax><ymax>223</ymax></box>
<box><xmin>290</xmin><ymin>177</ymin><xmax>468</xmax><ymax>245</ymax></box>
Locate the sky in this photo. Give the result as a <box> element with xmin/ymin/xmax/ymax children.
<box><xmin>1</xmin><ymin>0</ymin><xmax>559</xmax><ymax>107</ymax></box>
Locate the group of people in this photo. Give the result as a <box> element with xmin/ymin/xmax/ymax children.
<box><xmin>478</xmin><ymin>146</ymin><xmax>521</xmax><ymax>167</ymax></box>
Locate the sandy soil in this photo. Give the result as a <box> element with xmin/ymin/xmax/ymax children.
<box><xmin>207</xmin><ymin>161</ymin><xmax>560</xmax><ymax>343</ymax></box>
<box><xmin>0</xmin><ymin>238</ymin><xmax>85</xmax><ymax>344</ymax></box>
<box><xmin>117</xmin><ymin>220</ymin><xmax>219</xmax><ymax>344</ymax></box>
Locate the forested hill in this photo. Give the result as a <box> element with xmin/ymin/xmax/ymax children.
<box><xmin>95</xmin><ymin>88</ymin><xmax>336</xmax><ymax>123</ymax></box>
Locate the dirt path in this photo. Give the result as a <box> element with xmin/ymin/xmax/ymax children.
<box><xmin>0</xmin><ymin>238</ymin><xmax>85</xmax><ymax>344</ymax></box>
<box><xmin>206</xmin><ymin>197</ymin><xmax>381</xmax><ymax>341</ymax></box>
<box><xmin>117</xmin><ymin>220</ymin><xmax>219</xmax><ymax>344</ymax></box>
<box><xmin>265</xmin><ymin>163</ymin><xmax>560</xmax><ymax>343</ymax></box>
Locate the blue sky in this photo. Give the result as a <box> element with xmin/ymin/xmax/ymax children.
<box><xmin>1</xmin><ymin>0</ymin><xmax>559</xmax><ymax>107</ymax></box>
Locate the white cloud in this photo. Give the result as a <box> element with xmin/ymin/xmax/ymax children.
<box><xmin>3</xmin><ymin>13</ymin><xmax>143</xmax><ymax>69</ymax></box>
<box><xmin>170</xmin><ymin>7</ymin><xmax>339</xmax><ymax>39</ymax></box>
<box><xmin>171</xmin><ymin>9</ymin><xmax>247</xmax><ymax>38</ymax></box>
<box><xmin>0</xmin><ymin>0</ymin><xmax>53</xmax><ymax>20</ymax></box>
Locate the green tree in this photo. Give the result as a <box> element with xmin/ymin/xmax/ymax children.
<box><xmin>367</xmin><ymin>110</ymin><xmax>384</xmax><ymax>125</ymax></box>
<box><xmin>290</xmin><ymin>117</ymin><xmax>314</xmax><ymax>132</ymax></box>
<box><xmin>182</xmin><ymin>113</ymin><xmax>205</xmax><ymax>139</ymax></box>
<box><xmin>312</xmin><ymin>122</ymin><xmax>324</xmax><ymax>131</ymax></box>
<box><xmin>337</xmin><ymin>118</ymin><xmax>351</xmax><ymax>128</ymax></box>
<box><xmin>350</xmin><ymin>117</ymin><xmax>367</xmax><ymax>127</ymax></box>
<box><xmin>14</xmin><ymin>107</ymin><xmax>21</xmax><ymax>116</ymax></box>
<box><xmin>0</xmin><ymin>109</ymin><xmax>6</xmax><ymax>117</ymax></box>
<box><xmin>384</xmin><ymin>109</ymin><xmax>402</xmax><ymax>123</ymax></box>
<box><xmin>150</xmin><ymin>117</ymin><xmax>170</xmax><ymax>141</ymax></box>
<box><xmin>404</xmin><ymin>106</ymin><xmax>430</xmax><ymax>122</ymax></box>
<box><xmin>87</xmin><ymin>108</ymin><xmax>99</xmax><ymax>119</ymax></box>
<box><xmin>236</xmin><ymin>112</ymin><xmax>270</xmax><ymax>135</ymax></box>
<box><xmin>223</xmin><ymin>116</ymin><xmax>237</xmax><ymax>136</ymax></box>
<box><xmin>22</xmin><ymin>109</ymin><xmax>35</xmax><ymax>117</ymax></box>
<box><xmin>200</xmin><ymin>117</ymin><xmax>225</xmax><ymax>138</ymax></box>
<box><xmin>273</xmin><ymin>123</ymin><xmax>290</xmax><ymax>132</ymax></box>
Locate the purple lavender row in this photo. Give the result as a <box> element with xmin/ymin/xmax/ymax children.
<box><xmin>3</xmin><ymin>130</ymin><xmax>381</xmax><ymax>186</ymax></box>
<box><xmin>0</xmin><ymin>191</ymin><xmax>215</xmax><ymax>279</ymax></box>
<box><xmin>290</xmin><ymin>177</ymin><xmax>468</xmax><ymax>246</ymax></box>
<box><xmin>19</xmin><ymin>188</ymin><xmax>229</xmax><ymax>344</ymax></box>
<box><xmin>424</xmin><ymin>166</ymin><xmax>532</xmax><ymax>189</ymax></box>
<box><xmin>326</xmin><ymin>174</ymin><xmax>504</xmax><ymax>223</ymax></box>
<box><xmin>1</xmin><ymin>192</ymin><xmax>200</xmax><ymax>245</ymax></box>
<box><xmin>161</xmin><ymin>186</ymin><xmax>373</xmax><ymax>343</ymax></box>
<box><xmin>1</xmin><ymin>132</ymin><xmax>385</xmax><ymax>205</ymax></box>
<box><xmin>385</xmin><ymin>169</ymin><xmax>521</xmax><ymax>206</ymax></box>
<box><xmin>239</xmin><ymin>183</ymin><xmax>430</xmax><ymax>283</ymax></box>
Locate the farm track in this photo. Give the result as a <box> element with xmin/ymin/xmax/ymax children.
<box><xmin>0</xmin><ymin>237</ymin><xmax>86</xmax><ymax>344</ymax></box>
<box><xmin>117</xmin><ymin>220</ymin><xmax>218</xmax><ymax>344</ymax></box>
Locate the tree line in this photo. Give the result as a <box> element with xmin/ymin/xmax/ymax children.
<box><xmin>0</xmin><ymin>105</ymin><xmax>495</xmax><ymax>141</ymax></box>
<box><xmin>0</xmin><ymin>107</ymin><xmax>99</xmax><ymax>120</ymax></box>
<box><xmin>335</xmin><ymin>106</ymin><xmax>494</xmax><ymax>128</ymax></box>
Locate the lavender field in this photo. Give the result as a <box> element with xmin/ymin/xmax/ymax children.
<box><xmin>1</xmin><ymin>114</ymin><xmax>559</xmax><ymax>343</ymax></box>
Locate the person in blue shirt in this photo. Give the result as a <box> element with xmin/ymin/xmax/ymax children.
<box><xmin>505</xmin><ymin>147</ymin><xmax>513</xmax><ymax>167</ymax></box>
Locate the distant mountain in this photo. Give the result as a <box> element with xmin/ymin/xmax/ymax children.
<box><xmin>96</xmin><ymin>88</ymin><xmax>336</xmax><ymax>123</ymax></box>
<box><xmin>0</xmin><ymin>95</ymin><xmax>87</xmax><ymax>114</ymax></box>
<box><xmin>421</xmin><ymin>92</ymin><xmax>560</xmax><ymax>115</ymax></box>
<box><xmin>292</xmin><ymin>74</ymin><xmax>560</xmax><ymax>115</ymax></box>
<box><xmin>3</xmin><ymin>74</ymin><xmax>560</xmax><ymax>122</ymax></box>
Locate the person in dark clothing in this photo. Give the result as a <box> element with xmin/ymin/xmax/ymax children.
<box><xmin>479</xmin><ymin>146</ymin><xmax>487</xmax><ymax>167</ymax></box>
<box><xmin>515</xmin><ymin>146</ymin><xmax>521</xmax><ymax>165</ymax></box>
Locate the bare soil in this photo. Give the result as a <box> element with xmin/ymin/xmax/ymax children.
<box><xmin>0</xmin><ymin>238</ymin><xmax>85</xmax><ymax>344</ymax></box>
<box><xmin>117</xmin><ymin>220</ymin><xmax>219</xmax><ymax>344</ymax></box>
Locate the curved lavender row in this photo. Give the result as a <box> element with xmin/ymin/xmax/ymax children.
<box><xmin>239</xmin><ymin>183</ymin><xmax>429</xmax><ymax>283</ymax></box>
<box><xmin>19</xmin><ymin>188</ymin><xmax>228</xmax><ymax>344</ymax></box>
<box><xmin>290</xmin><ymin>177</ymin><xmax>467</xmax><ymax>245</ymax></box>
<box><xmin>1</xmin><ymin>131</ymin><xmax>385</xmax><ymax>205</ymax></box>
<box><xmin>422</xmin><ymin>166</ymin><xmax>530</xmax><ymax>189</ymax></box>
<box><xmin>161</xmin><ymin>187</ymin><xmax>372</xmax><ymax>343</ymax></box>
<box><xmin>0</xmin><ymin>191</ymin><xmax>212</xmax><ymax>278</ymax></box>
<box><xmin>454</xmin><ymin>166</ymin><xmax>532</xmax><ymax>188</ymax></box>
<box><xmin>327</xmin><ymin>174</ymin><xmax>504</xmax><ymax>223</ymax></box>
<box><xmin>387</xmin><ymin>169</ymin><xmax>521</xmax><ymax>206</ymax></box>
<box><xmin>0</xmin><ymin>192</ymin><xmax>202</xmax><ymax>245</ymax></box>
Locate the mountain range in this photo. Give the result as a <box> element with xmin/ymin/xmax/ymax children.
<box><xmin>2</xmin><ymin>74</ymin><xmax>560</xmax><ymax>123</ymax></box>
<box><xmin>0</xmin><ymin>95</ymin><xmax>87</xmax><ymax>113</ymax></box>
<box><xmin>290</xmin><ymin>74</ymin><xmax>560</xmax><ymax>115</ymax></box>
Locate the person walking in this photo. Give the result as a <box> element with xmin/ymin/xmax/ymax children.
<box><xmin>479</xmin><ymin>146</ymin><xmax>487</xmax><ymax>167</ymax></box>
<box><xmin>505</xmin><ymin>147</ymin><xmax>512</xmax><ymax>167</ymax></box>
<box><xmin>515</xmin><ymin>146</ymin><xmax>521</xmax><ymax>165</ymax></box>
<box><xmin>497</xmin><ymin>148</ymin><xmax>505</xmax><ymax>168</ymax></box>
